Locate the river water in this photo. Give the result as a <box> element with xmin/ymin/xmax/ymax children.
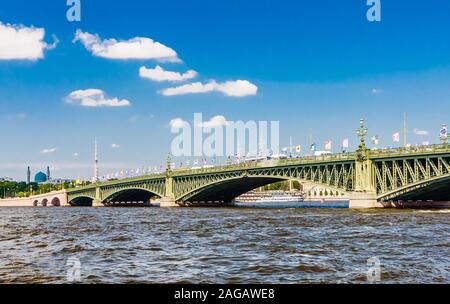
<box><xmin>0</xmin><ymin>205</ymin><xmax>449</xmax><ymax>284</ymax></box>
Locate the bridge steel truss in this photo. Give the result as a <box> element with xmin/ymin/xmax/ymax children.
<box><xmin>371</xmin><ymin>148</ymin><xmax>450</xmax><ymax>201</ymax></box>
<box><xmin>66</xmin><ymin>145</ymin><xmax>450</xmax><ymax>207</ymax></box>
<box><xmin>67</xmin><ymin>175</ymin><xmax>166</xmax><ymax>205</ymax></box>
<box><xmin>173</xmin><ymin>159</ymin><xmax>356</xmax><ymax>202</ymax></box>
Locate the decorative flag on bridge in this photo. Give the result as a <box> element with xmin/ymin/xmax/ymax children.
<box><xmin>392</xmin><ymin>132</ymin><xmax>400</xmax><ymax>143</ymax></box>
<box><xmin>324</xmin><ymin>141</ymin><xmax>332</xmax><ymax>151</ymax></box>
<box><xmin>342</xmin><ymin>138</ymin><xmax>349</xmax><ymax>149</ymax></box>
<box><xmin>372</xmin><ymin>135</ymin><xmax>380</xmax><ymax>146</ymax></box>
<box><xmin>295</xmin><ymin>145</ymin><xmax>302</xmax><ymax>153</ymax></box>
<box><xmin>440</xmin><ymin>125</ymin><xmax>448</xmax><ymax>139</ymax></box>
<box><xmin>310</xmin><ymin>144</ymin><xmax>316</xmax><ymax>152</ymax></box>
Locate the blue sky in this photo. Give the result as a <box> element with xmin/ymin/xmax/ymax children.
<box><xmin>1</xmin><ymin>0</ymin><xmax>450</xmax><ymax>181</ymax></box>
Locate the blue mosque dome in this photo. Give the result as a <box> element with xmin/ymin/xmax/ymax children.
<box><xmin>34</xmin><ymin>172</ymin><xmax>48</xmax><ymax>183</ymax></box>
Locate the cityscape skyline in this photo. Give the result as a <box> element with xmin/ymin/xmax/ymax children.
<box><xmin>1</xmin><ymin>0</ymin><xmax>450</xmax><ymax>181</ymax></box>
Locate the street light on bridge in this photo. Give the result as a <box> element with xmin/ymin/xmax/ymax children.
<box><xmin>356</xmin><ymin>118</ymin><xmax>368</xmax><ymax>150</ymax></box>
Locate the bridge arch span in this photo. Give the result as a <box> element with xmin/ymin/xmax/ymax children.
<box><xmin>68</xmin><ymin>196</ymin><xmax>94</xmax><ymax>207</ymax></box>
<box><xmin>378</xmin><ymin>173</ymin><xmax>450</xmax><ymax>202</ymax></box>
<box><xmin>101</xmin><ymin>187</ymin><xmax>161</xmax><ymax>205</ymax></box>
<box><xmin>51</xmin><ymin>197</ymin><xmax>61</xmax><ymax>207</ymax></box>
<box><xmin>177</xmin><ymin>175</ymin><xmax>349</xmax><ymax>203</ymax></box>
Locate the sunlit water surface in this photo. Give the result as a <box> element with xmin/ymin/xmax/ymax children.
<box><xmin>0</xmin><ymin>205</ymin><xmax>449</xmax><ymax>284</ymax></box>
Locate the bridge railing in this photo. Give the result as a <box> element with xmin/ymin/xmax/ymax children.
<box><xmin>369</xmin><ymin>144</ymin><xmax>450</xmax><ymax>158</ymax></box>
<box><xmin>67</xmin><ymin>144</ymin><xmax>450</xmax><ymax>190</ymax></box>
<box><xmin>171</xmin><ymin>152</ymin><xmax>357</xmax><ymax>176</ymax></box>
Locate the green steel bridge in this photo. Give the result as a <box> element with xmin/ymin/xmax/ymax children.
<box><xmin>67</xmin><ymin>123</ymin><xmax>450</xmax><ymax>209</ymax></box>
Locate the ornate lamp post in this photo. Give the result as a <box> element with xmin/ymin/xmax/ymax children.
<box><xmin>166</xmin><ymin>153</ymin><xmax>172</xmax><ymax>177</ymax></box>
<box><xmin>356</xmin><ymin>118</ymin><xmax>368</xmax><ymax>150</ymax></box>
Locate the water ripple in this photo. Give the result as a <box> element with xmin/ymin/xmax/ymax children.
<box><xmin>0</xmin><ymin>207</ymin><xmax>448</xmax><ymax>283</ymax></box>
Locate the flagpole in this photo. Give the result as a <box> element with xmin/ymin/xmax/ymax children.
<box><xmin>403</xmin><ymin>112</ymin><xmax>407</xmax><ymax>147</ymax></box>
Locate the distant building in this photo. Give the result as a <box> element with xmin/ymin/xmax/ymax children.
<box><xmin>0</xmin><ymin>177</ymin><xmax>14</xmax><ymax>182</ymax></box>
<box><xmin>27</xmin><ymin>167</ymin><xmax>31</xmax><ymax>184</ymax></box>
<box><xmin>34</xmin><ymin>172</ymin><xmax>48</xmax><ymax>184</ymax></box>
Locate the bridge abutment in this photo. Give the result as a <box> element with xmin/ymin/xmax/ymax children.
<box><xmin>92</xmin><ymin>199</ymin><xmax>104</xmax><ymax>207</ymax></box>
<box><xmin>159</xmin><ymin>197</ymin><xmax>179</xmax><ymax>208</ymax></box>
<box><xmin>349</xmin><ymin>192</ymin><xmax>382</xmax><ymax>209</ymax></box>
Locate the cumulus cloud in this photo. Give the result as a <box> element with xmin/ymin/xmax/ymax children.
<box><xmin>198</xmin><ymin>115</ymin><xmax>229</xmax><ymax>128</ymax></box>
<box><xmin>73</xmin><ymin>153</ymin><xmax>79</xmax><ymax>157</ymax></box>
<box><xmin>413</xmin><ymin>129</ymin><xmax>429</xmax><ymax>136</ymax></box>
<box><xmin>0</xmin><ymin>22</ymin><xmax>57</xmax><ymax>60</ymax></box>
<box><xmin>40</xmin><ymin>148</ymin><xmax>56</xmax><ymax>154</ymax></box>
<box><xmin>73</xmin><ymin>29</ymin><xmax>180</xmax><ymax>62</ymax></box>
<box><xmin>160</xmin><ymin>80</ymin><xmax>258</xmax><ymax>97</ymax></box>
<box><xmin>65</xmin><ymin>89</ymin><xmax>131</xmax><ymax>107</ymax></box>
<box><xmin>139</xmin><ymin>65</ymin><xmax>197</xmax><ymax>82</ymax></box>
<box><xmin>111</xmin><ymin>144</ymin><xmax>121</xmax><ymax>149</ymax></box>
<box><xmin>169</xmin><ymin>118</ymin><xmax>187</xmax><ymax>129</ymax></box>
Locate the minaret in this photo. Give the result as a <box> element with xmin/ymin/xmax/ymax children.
<box><xmin>46</xmin><ymin>166</ymin><xmax>51</xmax><ymax>182</ymax></box>
<box><xmin>27</xmin><ymin>166</ymin><xmax>31</xmax><ymax>184</ymax></box>
<box><xmin>94</xmin><ymin>137</ymin><xmax>99</xmax><ymax>182</ymax></box>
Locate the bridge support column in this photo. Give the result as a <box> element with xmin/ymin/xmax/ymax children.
<box><xmin>92</xmin><ymin>199</ymin><xmax>104</xmax><ymax>207</ymax></box>
<box><xmin>93</xmin><ymin>187</ymin><xmax>103</xmax><ymax>207</ymax></box>
<box><xmin>161</xmin><ymin>162</ymin><xmax>179</xmax><ymax>207</ymax></box>
<box><xmin>159</xmin><ymin>197</ymin><xmax>179</xmax><ymax>208</ymax></box>
<box><xmin>349</xmin><ymin>192</ymin><xmax>381</xmax><ymax>209</ymax></box>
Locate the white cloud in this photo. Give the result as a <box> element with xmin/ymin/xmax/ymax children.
<box><xmin>40</xmin><ymin>148</ymin><xmax>56</xmax><ymax>154</ymax></box>
<box><xmin>73</xmin><ymin>29</ymin><xmax>180</xmax><ymax>62</ymax></box>
<box><xmin>169</xmin><ymin>118</ymin><xmax>187</xmax><ymax>129</ymax></box>
<box><xmin>372</xmin><ymin>88</ymin><xmax>384</xmax><ymax>94</ymax></box>
<box><xmin>160</xmin><ymin>80</ymin><xmax>258</xmax><ymax>97</ymax></box>
<box><xmin>413</xmin><ymin>129</ymin><xmax>429</xmax><ymax>136</ymax></box>
<box><xmin>65</xmin><ymin>89</ymin><xmax>131</xmax><ymax>107</ymax></box>
<box><xmin>73</xmin><ymin>153</ymin><xmax>79</xmax><ymax>157</ymax></box>
<box><xmin>0</xmin><ymin>22</ymin><xmax>57</xmax><ymax>60</ymax></box>
<box><xmin>198</xmin><ymin>115</ymin><xmax>229</xmax><ymax>128</ymax></box>
<box><xmin>111</xmin><ymin>144</ymin><xmax>120</xmax><ymax>149</ymax></box>
<box><xmin>139</xmin><ymin>65</ymin><xmax>197</xmax><ymax>82</ymax></box>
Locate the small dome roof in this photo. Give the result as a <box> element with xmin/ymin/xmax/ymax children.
<box><xmin>34</xmin><ymin>172</ymin><xmax>47</xmax><ymax>183</ymax></box>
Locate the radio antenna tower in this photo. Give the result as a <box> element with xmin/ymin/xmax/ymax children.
<box><xmin>94</xmin><ymin>137</ymin><xmax>99</xmax><ymax>182</ymax></box>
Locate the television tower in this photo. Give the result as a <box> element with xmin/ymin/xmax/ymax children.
<box><xmin>94</xmin><ymin>137</ymin><xmax>99</xmax><ymax>182</ymax></box>
<box><xmin>27</xmin><ymin>166</ymin><xmax>31</xmax><ymax>184</ymax></box>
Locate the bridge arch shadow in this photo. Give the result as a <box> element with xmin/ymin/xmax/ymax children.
<box><xmin>102</xmin><ymin>188</ymin><xmax>160</xmax><ymax>206</ymax></box>
<box><xmin>69</xmin><ymin>196</ymin><xmax>94</xmax><ymax>207</ymax></box>
<box><xmin>177</xmin><ymin>175</ymin><xmax>348</xmax><ymax>203</ymax></box>
<box><xmin>51</xmin><ymin>197</ymin><xmax>61</xmax><ymax>207</ymax></box>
